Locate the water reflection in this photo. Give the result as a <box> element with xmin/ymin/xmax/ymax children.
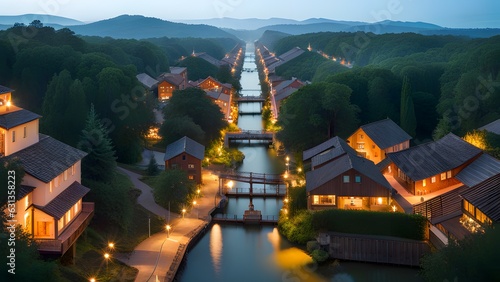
<box><xmin>210</xmin><ymin>224</ymin><xmax>223</xmax><ymax>274</ymax></box>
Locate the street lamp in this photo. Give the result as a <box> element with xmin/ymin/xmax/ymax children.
<box><xmin>193</xmin><ymin>200</ymin><xmax>198</xmax><ymax>219</ymax></box>
<box><xmin>108</xmin><ymin>242</ymin><xmax>114</xmax><ymax>250</ymax></box>
<box><xmin>182</xmin><ymin>208</ymin><xmax>186</xmax><ymax>218</ymax></box>
<box><xmin>89</xmin><ymin>278</ymin><xmax>96</xmax><ymax>282</ymax></box>
<box><xmin>104</xmin><ymin>253</ymin><xmax>110</xmax><ymax>271</ymax></box>
<box><xmin>166</xmin><ymin>224</ymin><xmax>171</xmax><ymax>238</ymax></box>
<box><xmin>285</xmin><ymin>156</ymin><xmax>290</xmax><ymax>173</ymax></box>
<box><xmin>197</xmin><ymin>189</ymin><xmax>201</xmax><ymax>197</ymax></box>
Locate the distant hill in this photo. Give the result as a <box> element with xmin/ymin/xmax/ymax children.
<box><xmin>0</xmin><ymin>14</ymin><xmax>84</xmax><ymax>26</ymax></box>
<box><xmin>67</xmin><ymin>15</ymin><xmax>237</xmax><ymax>39</ymax></box>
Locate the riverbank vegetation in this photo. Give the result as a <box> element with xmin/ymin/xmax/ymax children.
<box><xmin>262</xmin><ymin>31</ymin><xmax>500</xmax><ymax>143</ymax></box>
<box><xmin>420</xmin><ymin>225</ymin><xmax>500</xmax><ymax>281</ymax></box>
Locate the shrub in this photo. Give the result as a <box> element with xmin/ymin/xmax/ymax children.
<box><xmin>311</xmin><ymin>249</ymin><xmax>329</xmax><ymax>263</ymax></box>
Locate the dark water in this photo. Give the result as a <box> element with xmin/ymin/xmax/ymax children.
<box><xmin>178</xmin><ymin>45</ymin><xmax>423</xmax><ymax>282</ymax></box>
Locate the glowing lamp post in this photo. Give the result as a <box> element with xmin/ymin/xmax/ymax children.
<box><xmin>193</xmin><ymin>200</ymin><xmax>198</xmax><ymax>219</ymax></box>
<box><xmin>182</xmin><ymin>208</ymin><xmax>186</xmax><ymax>218</ymax></box>
<box><xmin>166</xmin><ymin>224</ymin><xmax>171</xmax><ymax>238</ymax></box>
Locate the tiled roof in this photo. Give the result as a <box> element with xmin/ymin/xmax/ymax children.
<box><xmin>387</xmin><ymin>133</ymin><xmax>482</xmax><ymax>181</ymax></box>
<box><xmin>479</xmin><ymin>119</ymin><xmax>500</xmax><ymax>135</ymax></box>
<box><xmin>136</xmin><ymin>73</ymin><xmax>159</xmax><ymax>89</ymax></box>
<box><xmin>7</xmin><ymin>135</ymin><xmax>87</xmax><ymax>183</ymax></box>
<box><xmin>274</xmin><ymin>87</ymin><xmax>299</xmax><ymax>102</ymax></box>
<box><xmin>311</xmin><ymin>137</ymin><xmax>358</xmax><ymax>168</ymax></box>
<box><xmin>158</xmin><ymin>73</ymin><xmax>184</xmax><ymax>86</ymax></box>
<box><xmin>455</xmin><ymin>154</ymin><xmax>500</xmax><ymax>187</ymax></box>
<box><xmin>18</xmin><ymin>185</ymin><xmax>36</xmax><ymax>200</ymax></box>
<box><xmin>306</xmin><ymin>152</ymin><xmax>393</xmax><ymax>193</ymax></box>
<box><xmin>34</xmin><ymin>181</ymin><xmax>90</xmax><ymax>219</ymax></box>
<box><xmin>0</xmin><ymin>85</ymin><xmax>13</xmax><ymax>94</ymax></box>
<box><xmin>194</xmin><ymin>52</ymin><xmax>222</xmax><ymax>67</ymax></box>
<box><xmin>164</xmin><ymin>136</ymin><xmax>205</xmax><ymax>161</ymax></box>
<box><xmin>0</xmin><ymin>109</ymin><xmax>41</xmax><ymax>129</ymax></box>
<box><xmin>169</xmin><ymin>67</ymin><xmax>186</xmax><ymax>75</ymax></box>
<box><xmin>460</xmin><ymin>174</ymin><xmax>500</xmax><ymax>222</ymax></box>
<box><xmin>303</xmin><ymin>137</ymin><xmax>337</xmax><ymax>161</ymax></box>
<box><xmin>360</xmin><ymin>118</ymin><xmax>412</xmax><ymax>149</ymax></box>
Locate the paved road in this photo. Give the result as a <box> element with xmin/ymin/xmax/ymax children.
<box><xmin>115</xmin><ymin>168</ymin><xmax>221</xmax><ymax>281</ymax></box>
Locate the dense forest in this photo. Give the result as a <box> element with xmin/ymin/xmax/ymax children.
<box><xmin>263</xmin><ymin>31</ymin><xmax>500</xmax><ymax>148</ymax></box>
<box><xmin>0</xmin><ymin>22</ymin><xmax>240</xmax><ymax>163</ymax></box>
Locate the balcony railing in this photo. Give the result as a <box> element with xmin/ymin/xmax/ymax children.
<box><xmin>36</xmin><ymin>202</ymin><xmax>94</xmax><ymax>254</ymax></box>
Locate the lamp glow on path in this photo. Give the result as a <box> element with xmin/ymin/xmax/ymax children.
<box><xmin>166</xmin><ymin>224</ymin><xmax>171</xmax><ymax>238</ymax></box>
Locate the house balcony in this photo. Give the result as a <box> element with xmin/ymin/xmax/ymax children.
<box><xmin>36</xmin><ymin>202</ymin><xmax>94</xmax><ymax>255</ymax></box>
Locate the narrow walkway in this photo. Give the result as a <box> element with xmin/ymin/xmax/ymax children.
<box><xmin>115</xmin><ymin>168</ymin><xmax>221</xmax><ymax>281</ymax></box>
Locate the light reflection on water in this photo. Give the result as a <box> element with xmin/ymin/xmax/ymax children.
<box><xmin>210</xmin><ymin>224</ymin><xmax>223</xmax><ymax>274</ymax></box>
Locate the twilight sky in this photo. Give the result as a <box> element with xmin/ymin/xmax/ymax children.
<box><xmin>2</xmin><ymin>0</ymin><xmax>500</xmax><ymax>28</ymax></box>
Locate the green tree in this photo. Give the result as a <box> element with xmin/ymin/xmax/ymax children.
<box><xmin>152</xmin><ymin>170</ymin><xmax>197</xmax><ymax>213</ymax></box>
<box><xmin>42</xmin><ymin>70</ymin><xmax>87</xmax><ymax>146</ymax></box>
<box><xmin>146</xmin><ymin>154</ymin><xmax>160</xmax><ymax>176</ymax></box>
<box><xmin>277</xmin><ymin>82</ymin><xmax>359</xmax><ymax>152</ymax></box>
<box><xmin>420</xmin><ymin>226</ymin><xmax>500</xmax><ymax>281</ymax></box>
<box><xmin>159</xmin><ymin>116</ymin><xmax>205</xmax><ymax>146</ymax></box>
<box><xmin>78</xmin><ymin>105</ymin><xmax>117</xmax><ymax>183</ymax></box>
<box><xmin>400</xmin><ymin>75</ymin><xmax>416</xmax><ymax>137</ymax></box>
<box><xmin>163</xmin><ymin>88</ymin><xmax>226</xmax><ymax>146</ymax></box>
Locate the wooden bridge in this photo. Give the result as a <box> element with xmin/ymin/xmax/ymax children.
<box><xmin>237</xmin><ymin>95</ymin><xmax>265</xmax><ymax>103</ymax></box>
<box><xmin>212</xmin><ymin>214</ymin><xmax>278</xmax><ymax>224</ymax></box>
<box><xmin>222</xmin><ymin>187</ymin><xmax>286</xmax><ymax>197</ymax></box>
<box><xmin>224</xmin><ymin>130</ymin><xmax>274</xmax><ymax>147</ymax></box>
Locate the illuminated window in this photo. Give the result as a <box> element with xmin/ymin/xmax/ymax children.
<box><xmin>64</xmin><ymin>170</ymin><xmax>68</xmax><ymax>181</ymax></box>
<box><xmin>58</xmin><ymin>217</ymin><xmax>64</xmax><ymax>231</ymax></box>
<box><xmin>464</xmin><ymin>200</ymin><xmax>475</xmax><ymax>215</ymax></box>
<box><xmin>313</xmin><ymin>195</ymin><xmax>336</xmax><ymax>205</ymax></box>
<box><xmin>441</xmin><ymin>173</ymin><xmax>446</xmax><ymax>180</ymax></box>
<box><xmin>355</xmin><ymin>176</ymin><xmax>361</xmax><ymax>183</ymax></box>
<box><xmin>423</xmin><ymin>179</ymin><xmax>426</xmax><ymax>187</ymax></box>
<box><xmin>188</xmin><ymin>164</ymin><xmax>195</xmax><ymax>169</ymax></box>
<box><xmin>343</xmin><ymin>175</ymin><xmax>350</xmax><ymax>183</ymax></box>
<box><xmin>431</xmin><ymin>177</ymin><xmax>436</xmax><ymax>183</ymax></box>
<box><xmin>49</xmin><ymin>181</ymin><xmax>53</xmax><ymax>193</ymax></box>
<box><xmin>71</xmin><ymin>165</ymin><xmax>76</xmax><ymax>176</ymax></box>
<box><xmin>447</xmin><ymin>171</ymin><xmax>452</xmax><ymax>178</ymax></box>
<box><xmin>188</xmin><ymin>175</ymin><xmax>194</xmax><ymax>180</ymax></box>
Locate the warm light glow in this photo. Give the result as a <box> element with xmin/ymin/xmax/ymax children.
<box><xmin>297</xmin><ymin>167</ymin><xmax>302</xmax><ymax>172</ymax></box>
<box><xmin>197</xmin><ymin>189</ymin><xmax>201</xmax><ymax>194</ymax></box>
<box><xmin>89</xmin><ymin>278</ymin><xmax>96</xmax><ymax>282</ymax></box>
<box><xmin>273</xmin><ymin>247</ymin><xmax>313</xmax><ymax>269</ymax></box>
<box><xmin>284</xmin><ymin>198</ymin><xmax>289</xmax><ymax>203</ymax></box>
<box><xmin>108</xmin><ymin>242</ymin><xmax>114</xmax><ymax>249</ymax></box>
<box><xmin>286</xmin><ymin>156</ymin><xmax>290</xmax><ymax>162</ymax></box>
<box><xmin>104</xmin><ymin>253</ymin><xmax>110</xmax><ymax>260</ymax></box>
<box><xmin>392</xmin><ymin>205</ymin><xmax>397</xmax><ymax>212</ymax></box>
<box><xmin>193</xmin><ymin>200</ymin><xmax>197</xmax><ymax>206</ymax></box>
<box><xmin>182</xmin><ymin>208</ymin><xmax>186</xmax><ymax>214</ymax></box>
<box><xmin>377</xmin><ymin>197</ymin><xmax>383</xmax><ymax>205</ymax></box>
<box><xmin>166</xmin><ymin>224</ymin><xmax>171</xmax><ymax>231</ymax></box>
<box><xmin>284</xmin><ymin>173</ymin><xmax>288</xmax><ymax>179</ymax></box>
<box><xmin>227</xmin><ymin>180</ymin><xmax>234</xmax><ymax>189</ymax></box>
<box><xmin>6</xmin><ymin>101</ymin><xmax>11</xmax><ymax>107</ymax></box>
<box><xmin>210</xmin><ymin>224</ymin><xmax>223</xmax><ymax>273</ymax></box>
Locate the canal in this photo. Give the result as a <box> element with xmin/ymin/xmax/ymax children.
<box><xmin>178</xmin><ymin>44</ymin><xmax>423</xmax><ymax>282</ymax></box>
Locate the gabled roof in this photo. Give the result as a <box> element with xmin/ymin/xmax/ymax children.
<box><xmin>359</xmin><ymin>118</ymin><xmax>412</xmax><ymax>149</ymax></box>
<box><xmin>158</xmin><ymin>73</ymin><xmax>184</xmax><ymax>86</ymax></box>
<box><xmin>278</xmin><ymin>47</ymin><xmax>305</xmax><ymax>62</ymax></box>
<box><xmin>136</xmin><ymin>73</ymin><xmax>159</xmax><ymax>89</ymax></box>
<box><xmin>303</xmin><ymin>137</ymin><xmax>339</xmax><ymax>161</ymax></box>
<box><xmin>0</xmin><ymin>109</ymin><xmax>41</xmax><ymax>129</ymax></box>
<box><xmin>164</xmin><ymin>136</ymin><xmax>205</xmax><ymax>161</ymax></box>
<box><xmin>387</xmin><ymin>133</ymin><xmax>482</xmax><ymax>181</ymax></box>
<box><xmin>479</xmin><ymin>119</ymin><xmax>500</xmax><ymax>135</ymax></box>
<box><xmin>0</xmin><ymin>85</ymin><xmax>13</xmax><ymax>94</ymax></box>
<box><xmin>460</xmin><ymin>174</ymin><xmax>500</xmax><ymax>222</ymax></box>
<box><xmin>34</xmin><ymin>181</ymin><xmax>90</xmax><ymax>219</ymax></box>
<box><xmin>455</xmin><ymin>154</ymin><xmax>500</xmax><ymax>187</ymax></box>
<box><xmin>306</xmin><ymin>152</ymin><xmax>393</xmax><ymax>193</ymax></box>
<box><xmin>193</xmin><ymin>52</ymin><xmax>222</xmax><ymax>67</ymax></box>
<box><xmin>169</xmin><ymin>67</ymin><xmax>186</xmax><ymax>75</ymax></box>
<box><xmin>6</xmin><ymin>135</ymin><xmax>87</xmax><ymax>183</ymax></box>
<box><xmin>18</xmin><ymin>185</ymin><xmax>36</xmax><ymax>200</ymax></box>
<box><xmin>274</xmin><ymin>87</ymin><xmax>299</xmax><ymax>102</ymax></box>
<box><xmin>310</xmin><ymin>137</ymin><xmax>358</xmax><ymax>168</ymax></box>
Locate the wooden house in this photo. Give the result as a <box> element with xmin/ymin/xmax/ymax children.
<box><xmin>164</xmin><ymin>136</ymin><xmax>205</xmax><ymax>184</ymax></box>
<box><xmin>385</xmin><ymin>133</ymin><xmax>482</xmax><ymax>195</ymax></box>
<box><xmin>0</xmin><ymin>85</ymin><xmax>94</xmax><ymax>256</ymax></box>
<box><xmin>347</xmin><ymin>118</ymin><xmax>411</xmax><ymax>164</ymax></box>
<box><xmin>305</xmin><ymin>137</ymin><xmax>393</xmax><ymax>211</ymax></box>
